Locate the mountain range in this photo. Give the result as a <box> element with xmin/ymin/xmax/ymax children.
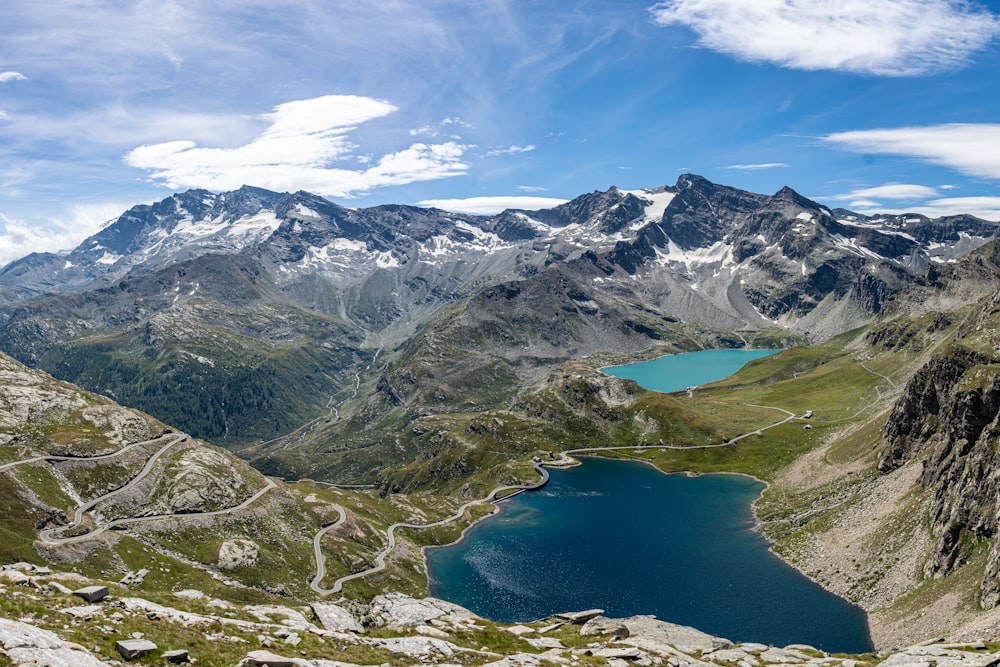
<box><xmin>8</xmin><ymin>175</ymin><xmax>1000</xmax><ymax>648</ymax></box>
<box><xmin>2</xmin><ymin>174</ymin><xmax>997</xmax><ymax>482</ymax></box>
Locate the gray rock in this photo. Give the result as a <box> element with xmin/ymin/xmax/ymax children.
<box><xmin>245</xmin><ymin>649</ymin><xmax>301</xmax><ymax>667</ymax></box>
<box><xmin>218</xmin><ymin>539</ymin><xmax>259</xmax><ymax>570</ymax></box>
<box><xmin>372</xmin><ymin>636</ymin><xmax>460</xmax><ymax>658</ymax></box>
<box><xmin>481</xmin><ymin>653</ymin><xmax>543</xmax><ymax>667</ymax></box>
<box><xmin>704</xmin><ymin>648</ymin><xmax>759</xmax><ymax>665</ymax></box>
<box><xmin>554</xmin><ymin>609</ymin><xmax>604</xmax><ymax>624</ymax></box>
<box><xmin>62</xmin><ymin>605</ymin><xmax>103</xmax><ymax>619</ymax></box>
<box><xmin>45</xmin><ymin>582</ymin><xmax>74</xmax><ymax>595</ymax></box>
<box><xmin>119</xmin><ymin>569</ymin><xmax>149</xmax><ymax>587</ymax></box>
<box><xmin>115</xmin><ymin>638</ymin><xmax>157</xmax><ymax>660</ymax></box>
<box><xmin>0</xmin><ymin>570</ymin><xmax>31</xmax><ymax>586</ymax></box>
<box><xmin>616</xmin><ymin>615</ymin><xmax>732</xmax><ymax>655</ymax></box>
<box><xmin>73</xmin><ymin>585</ymin><xmax>109</xmax><ymax>603</ymax></box>
<box><xmin>580</xmin><ymin>616</ymin><xmax>630</xmax><ymax>638</ymax></box>
<box><xmin>370</xmin><ymin>592</ymin><xmax>478</xmax><ymax>628</ymax></box>
<box><xmin>0</xmin><ymin>617</ymin><xmax>109</xmax><ymax>667</ymax></box>
<box><xmin>592</xmin><ymin>647</ymin><xmax>642</xmax><ymax>659</ymax></box>
<box><xmin>759</xmin><ymin>647</ymin><xmax>812</xmax><ymax>663</ymax></box>
<box><xmin>310</xmin><ymin>602</ymin><xmax>363</xmax><ymax>633</ymax></box>
<box><xmin>163</xmin><ymin>649</ymin><xmax>190</xmax><ymax>663</ymax></box>
<box><xmin>525</xmin><ymin>637</ymin><xmax>564</xmax><ymax>649</ymax></box>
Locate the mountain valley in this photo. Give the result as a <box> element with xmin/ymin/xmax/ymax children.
<box><xmin>5</xmin><ymin>176</ymin><xmax>1000</xmax><ymax>662</ymax></box>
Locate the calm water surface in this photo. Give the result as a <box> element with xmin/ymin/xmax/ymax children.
<box><xmin>427</xmin><ymin>459</ymin><xmax>872</xmax><ymax>652</ymax></box>
<box><xmin>427</xmin><ymin>350</ymin><xmax>872</xmax><ymax>653</ymax></box>
<box><xmin>603</xmin><ymin>348</ymin><xmax>779</xmax><ymax>393</ymax></box>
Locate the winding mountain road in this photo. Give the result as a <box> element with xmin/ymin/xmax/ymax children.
<box><xmin>0</xmin><ymin>432</ymin><xmax>181</xmax><ymax>473</ymax></box>
<box><xmin>310</xmin><ymin>404</ymin><xmax>803</xmax><ymax>596</ymax></box>
<box><xmin>1</xmin><ymin>431</ymin><xmax>278</xmax><ymax>545</ymax></box>
<box><xmin>38</xmin><ymin>433</ymin><xmax>187</xmax><ymax>543</ymax></box>
<box><xmin>310</xmin><ymin>462</ymin><xmax>550</xmax><ymax>595</ymax></box>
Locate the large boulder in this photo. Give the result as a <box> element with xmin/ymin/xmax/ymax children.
<box><xmin>0</xmin><ymin>617</ymin><xmax>109</xmax><ymax>667</ymax></box>
<box><xmin>369</xmin><ymin>592</ymin><xmax>478</xmax><ymax>628</ymax></box>
<box><xmin>581</xmin><ymin>615</ymin><xmax>732</xmax><ymax>655</ymax></box>
<box><xmin>217</xmin><ymin>539</ymin><xmax>259</xmax><ymax>569</ymax></box>
<box><xmin>310</xmin><ymin>602</ymin><xmax>363</xmax><ymax>633</ymax></box>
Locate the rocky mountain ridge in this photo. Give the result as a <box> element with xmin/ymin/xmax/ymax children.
<box><xmin>1</xmin><ymin>175</ymin><xmax>997</xmax><ymax>480</ymax></box>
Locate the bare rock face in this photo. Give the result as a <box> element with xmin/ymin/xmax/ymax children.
<box><xmin>0</xmin><ymin>617</ymin><xmax>110</xmax><ymax>667</ymax></box>
<box><xmin>166</xmin><ymin>448</ymin><xmax>249</xmax><ymax>513</ymax></box>
<box><xmin>369</xmin><ymin>592</ymin><xmax>478</xmax><ymax>628</ymax></box>
<box><xmin>880</xmin><ymin>328</ymin><xmax>1000</xmax><ymax>607</ymax></box>
<box><xmin>217</xmin><ymin>539</ymin><xmax>259</xmax><ymax>570</ymax></box>
<box><xmin>596</xmin><ymin>615</ymin><xmax>733</xmax><ymax>655</ymax></box>
<box><xmin>310</xmin><ymin>602</ymin><xmax>363</xmax><ymax>633</ymax></box>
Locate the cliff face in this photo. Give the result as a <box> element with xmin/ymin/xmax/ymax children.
<box><xmin>880</xmin><ymin>295</ymin><xmax>1000</xmax><ymax>607</ymax></box>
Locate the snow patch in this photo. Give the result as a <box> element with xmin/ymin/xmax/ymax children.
<box><xmin>96</xmin><ymin>252</ymin><xmax>120</xmax><ymax>266</ymax></box>
<box><xmin>620</xmin><ymin>188</ymin><xmax>676</xmax><ymax>226</ymax></box>
<box><xmin>831</xmin><ymin>234</ymin><xmax>886</xmax><ymax>261</ymax></box>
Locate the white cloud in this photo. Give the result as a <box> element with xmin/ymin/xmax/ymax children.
<box><xmin>516</xmin><ymin>185</ymin><xmax>548</xmax><ymax>192</ymax></box>
<box><xmin>0</xmin><ymin>71</ymin><xmax>26</xmax><ymax>83</ymax></box>
<box><xmin>0</xmin><ymin>201</ymin><xmax>130</xmax><ymax>266</ymax></box>
<box><xmin>416</xmin><ymin>196</ymin><xmax>568</xmax><ymax>215</ymax></box>
<box><xmin>484</xmin><ymin>144</ymin><xmax>536</xmax><ymax>157</ymax></box>
<box><xmin>648</xmin><ymin>0</ymin><xmax>1000</xmax><ymax>75</ymax></box>
<box><xmin>846</xmin><ymin>199</ymin><xmax>883</xmax><ymax>209</ymax></box>
<box><xmin>849</xmin><ymin>196</ymin><xmax>1000</xmax><ymax>221</ymax></box>
<box><xmin>830</xmin><ymin>183</ymin><xmax>942</xmax><ymax>201</ymax></box>
<box><xmin>725</xmin><ymin>162</ymin><xmax>789</xmax><ymax>170</ymax></box>
<box><xmin>125</xmin><ymin>95</ymin><xmax>470</xmax><ymax>196</ymax></box>
<box><xmin>822</xmin><ymin>124</ymin><xmax>1000</xmax><ymax>179</ymax></box>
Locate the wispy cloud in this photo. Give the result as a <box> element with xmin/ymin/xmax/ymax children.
<box><xmin>484</xmin><ymin>144</ymin><xmax>536</xmax><ymax>157</ymax></box>
<box><xmin>847</xmin><ymin>196</ymin><xmax>1000</xmax><ymax>221</ymax></box>
<box><xmin>409</xmin><ymin>117</ymin><xmax>473</xmax><ymax>138</ymax></box>
<box><xmin>829</xmin><ymin>183</ymin><xmax>942</xmax><ymax>201</ymax></box>
<box><xmin>725</xmin><ymin>162</ymin><xmax>789</xmax><ymax>170</ymax></box>
<box><xmin>416</xmin><ymin>195</ymin><xmax>568</xmax><ymax>215</ymax></box>
<box><xmin>516</xmin><ymin>185</ymin><xmax>548</xmax><ymax>192</ymax></box>
<box><xmin>822</xmin><ymin>124</ymin><xmax>1000</xmax><ymax>179</ymax></box>
<box><xmin>0</xmin><ymin>71</ymin><xmax>26</xmax><ymax>83</ymax></box>
<box><xmin>648</xmin><ymin>0</ymin><xmax>1000</xmax><ymax>76</ymax></box>
<box><xmin>125</xmin><ymin>95</ymin><xmax>470</xmax><ymax>196</ymax></box>
<box><xmin>822</xmin><ymin>182</ymin><xmax>1000</xmax><ymax>220</ymax></box>
<box><xmin>0</xmin><ymin>201</ymin><xmax>130</xmax><ymax>265</ymax></box>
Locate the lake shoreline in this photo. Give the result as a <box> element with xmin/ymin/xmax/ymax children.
<box><xmin>422</xmin><ymin>452</ymin><xmax>873</xmax><ymax>652</ymax></box>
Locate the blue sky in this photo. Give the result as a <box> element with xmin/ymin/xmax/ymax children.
<box><xmin>3</xmin><ymin>0</ymin><xmax>1000</xmax><ymax>264</ymax></box>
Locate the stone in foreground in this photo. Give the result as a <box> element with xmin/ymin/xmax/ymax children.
<box><xmin>310</xmin><ymin>601</ymin><xmax>363</xmax><ymax>633</ymax></box>
<box><xmin>73</xmin><ymin>585</ymin><xmax>109</xmax><ymax>603</ymax></box>
<box><xmin>245</xmin><ymin>649</ymin><xmax>300</xmax><ymax>667</ymax></box>
<box><xmin>162</xmin><ymin>649</ymin><xmax>190</xmax><ymax>663</ymax></box>
<box><xmin>115</xmin><ymin>639</ymin><xmax>157</xmax><ymax>660</ymax></box>
<box><xmin>555</xmin><ymin>609</ymin><xmax>604</xmax><ymax>624</ymax></box>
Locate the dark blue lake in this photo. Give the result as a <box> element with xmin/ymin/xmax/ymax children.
<box><xmin>427</xmin><ymin>349</ymin><xmax>872</xmax><ymax>653</ymax></box>
<box><xmin>602</xmin><ymin>348</ymin><xmax>779</xmax><ymax>393</ymax></box>
<box><xmin>427</xmin><ymin>459</ymin><xmax>872</xmax><ymax>652</ymax></box>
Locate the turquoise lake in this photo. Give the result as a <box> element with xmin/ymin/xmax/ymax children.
<box><xmin>602</xmin><ymin>348</ymin><xmax>780</xmax><ymax>393</ymax></box>
<box><xmin>426</xmin><ymin>350</ymin><xmax>873</xmax><ymax>653</ymax></box>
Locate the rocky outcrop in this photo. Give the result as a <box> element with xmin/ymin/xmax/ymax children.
<box><xmin>368</xmin><ymin>592</ymin><xmax>479</xmax><ymax>628</ymax></box>
<box><xmin>217</xmin><ymin>539</ymin><xmax>260</xmax><ymax>570</ymax></box>
<box><xmin>880</xmin><ymin>332</ymin><xmax>1000</xmax><ymax>606</ymax></box>
<box><xmin>0</xmin><ymin>617</ymin><xmax>110</xmax><ymax>667</ymax></box>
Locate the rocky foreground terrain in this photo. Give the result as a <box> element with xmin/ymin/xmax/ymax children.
<box><xmin>4</xmin><ymin>561</ymin><xmax>1000</xmax><ymax>667</ymax></box>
